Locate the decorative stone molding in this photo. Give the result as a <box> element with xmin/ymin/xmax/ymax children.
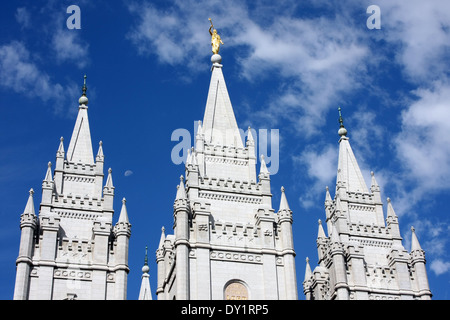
<box><xmin>54</xmin><ymin>268</ymin><xmax>92</xmax><ymax>281</ymax></box>
<box><xmin>63</xmin><ymin>175</ymin><xmax>95</xmax><ymax>183</ymax></box>
<box><xmin>199</xmin><ymin>191</ymin><xmax>261</xmax><ymax>204</ymax></box>
<box><xmin>210</xmin><ymin>250</ymin><xmax>262</xmax><ymax>264</ymax></box>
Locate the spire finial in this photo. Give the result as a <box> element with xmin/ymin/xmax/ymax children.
<box><xmin>142</xmin><ymin>245</ymin><xmax>150</xmax><ymax>274</ymax></box>
<box><xmin>338</xmin><ymin>107</ymin><xmax>347</xmax><ymax>137</ymax></box>
<box><xmin>144</xmin><ymin>246</ymin><xmax>148</xmax><ymax>266</ymax></box>
<box><xmin>82</xmin><ymin>75</ymin><xmax>87</xmax><ymax>95</ymax></box>
<box><xmin>79</xmin><ymin>75</ymin><xmax>89</xmax><ymax>105</ymax></box>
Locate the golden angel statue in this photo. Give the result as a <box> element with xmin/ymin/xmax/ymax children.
<box><xmin>209</xmin><ymin>18</ymin><xmax>224</xmax><ymax>54</ymax></box>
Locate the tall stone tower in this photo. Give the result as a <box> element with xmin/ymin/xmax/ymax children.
<box><xmin>302</xmin><ymin>109</ymin><xmax>432</xmax><ymax>300</ymax></box>
<box><xmin>13</xmin><ymin>77</ymin><xmax>131</xmax><ymax>300</ymax></box>
<box><xmin>155</xmin><ymin>53</ymin><xmax>298</xmax><ymax>300</ymax></box>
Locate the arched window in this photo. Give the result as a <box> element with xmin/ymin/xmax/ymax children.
<box><xmin>224</xmin><ymin>280</ymin><xmax>249</xmax><ymax>300</ymax></box>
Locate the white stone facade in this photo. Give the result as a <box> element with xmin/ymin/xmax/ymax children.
<box><xmin>302</xmin><ymin>115</ymin><xmax>432</xmax><ymax>300</ymax></box>
<box><xmin>13</xmin><ymin>80</ymin><xmax>131</xmax><ymax>300</ymax></box>
<box><xmin>155</xmin><ymin>54</ymin><xmax>298</xmax><ymax>300</ymax></box>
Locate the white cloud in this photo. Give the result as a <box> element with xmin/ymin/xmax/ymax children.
<box><xmin>378</xmin><ymin>0</ymin><xmax>450</xmax><ymax>83</ymax></box>
<box><xmin>394</xmin><ymin>81</ymin><xmax>450</xmax><ymax>193</ymax></box>
<box><xmin>430</xmin><ymin>259</ymin><xmax>450</xmax><ymax>276</ymax></box>
<box><xmin>293</xmin><ymin>144</ymin><xmax>337</xmax><ymax>209</ymax></box>
<box><xmin>0</xmin><ymin>41</ymin><xmax>61</xmax><ymax>99</ymax></box>
<box><xmin>52</xmin><ymin>29</ymin><xmax>89</xmax><ymax>69</ymax></box>
<box><xmin>0</xmin><ymin>41</ymin><xmax>78</xmax><ymax>114</ymax></box>
<box><xmin>15</xmin><ymin>7</ymin><xmax>31</xmax><ymax>29</ymax></box>
<box><xmin>127</xmin><ymin>1</ymin><xmax>211</xmax><ymax>71</ymax></box>
<box><xmin>348</xmin><ymin>108</ymin><xmax>385</xmax><ymax>159</ymax></box>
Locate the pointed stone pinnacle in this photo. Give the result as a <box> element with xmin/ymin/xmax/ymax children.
<box><xmin>325</xmin><ymin>186</ymin><xmax>332</xmax><ymax>203</ymax></box>
<box><xmin>304</xmin><ymin>257</ymin><xmax>312</xmax><ymax>281</ymax></box>
<box><xmin>317</xmin><ymin>219</ymin><xmax>327</xmax><ymax>238</ymax></box>
<box><xmin>24</xmin><ymin>188</ymin><xmax>36</xmax><ymax>215</ymax></box>
<box><xmin>279</xmin><ymin>186</ymin><xmax>290</xmax><ymax>211</ymax></box>
<box><xmin>411</xmin><ymin>226</ymin><xmax>423</xmax><ymax>251</ymax></box>
<box><xmin>44</xmin><ymin>162</ymin><xmax>53</xmax><ymax>182</ymax></box>
<box><xmin>118</xmin><ymin>197</ymin><xmax>129</xmax><ymax>224</ymax></box>
<box><xmin>259</xmin><ymin>154</ymin><xmax>269</xmax><ymax>175</ymax></box>
<box><xmin>57</xmin><ymin>137</ymin><xmax>65</xmax><ymax>155</ymax></box>
<box><xmin>158</xmin><ymin>226</ymin><xmax>166</xmax><ymax>249</ymax></box>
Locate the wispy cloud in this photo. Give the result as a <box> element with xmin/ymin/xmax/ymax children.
<box><xmin>0</xmin><ymin>41</ymin><xmax>78</xmax><ymax>115</ymax></box>
<box><xmin>15</xmin><ymin>7</ymin><xmax>31</xmax><ymax>29</ymax></box>
<box><xmin>394</xmin><ymin>81</ymin><xmax>450</xmax><ymax>193</ymax></box>
<box><xmin>431</xmin><ymin>259</ymin><xmax>450</xmax><ymax>276</ymax></box>
<box><xmin>51</xmin><ymin>28</ymin><xmax>89</xmax><ymax>69</ymax></box>
<box><xmin>372</xmin><ymin>1</ymin><xmax>450</xmax><ymax>217</ymax></box>
<box><xmin>378</xmin><ymin>0</ymin><xmax>450</xmax><ymax>83</ymax></box>
<box><xmin>2</xmin><ymin>2</ymin><xmax>91</xmax><ymax>114</ymax></box>
<box><xmin>293</xmin><ymin>144</ymin><xmax>337</xmax><ymax>209</ymax></box>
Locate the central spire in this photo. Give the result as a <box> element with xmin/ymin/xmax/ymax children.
<box><xmin>202</xmin><ymin>19</ymin><xmax>242</xmax><ymax>148</ymax></box>
<box><xmin>202</xmin><ymin>53</ymin><xmax>243</xmax><ymax>148</ymax></box>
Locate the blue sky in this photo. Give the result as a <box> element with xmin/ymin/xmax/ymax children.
<box><xmin>1</xmin><ymin>0</ymin><xmax>449</xmax><ymax>300</ymax></box>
